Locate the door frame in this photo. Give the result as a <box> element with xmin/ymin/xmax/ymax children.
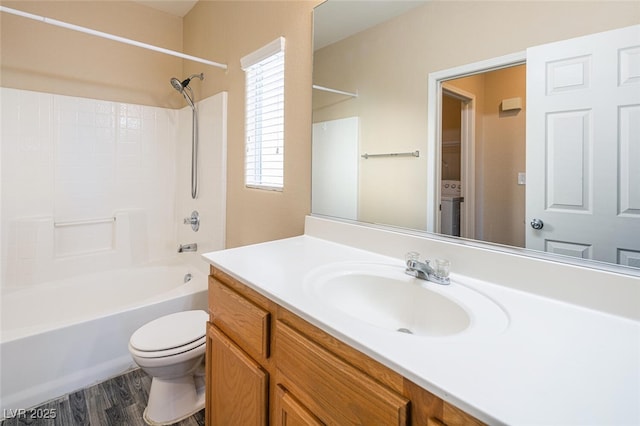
<box><xmin>426</xmin><ymin>51</ymin><xmax>526</xmax><ymax>234</ymax></box>
<box><xmin>441</xmin><ymin>84</ymin><xmax>475</xmax><ymax>238</ymax></box>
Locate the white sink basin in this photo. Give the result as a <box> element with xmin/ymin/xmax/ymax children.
<box><xmin>304</xmin><ymin>262</ymin><xmax>508</xmax><ymax>338</ymax></box>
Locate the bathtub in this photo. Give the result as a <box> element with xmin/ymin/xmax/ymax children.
<box><xmin>0</xmin><ymin>257</ymin><xmax>208</xmax><ymax>412</ymax></box>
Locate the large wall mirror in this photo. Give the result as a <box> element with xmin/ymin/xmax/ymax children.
<box><xmin>311</xmin><ymin>0</ymin><xmax>640</xmax><ymax>275</ymax></box>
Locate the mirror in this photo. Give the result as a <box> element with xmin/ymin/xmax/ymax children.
<box><xmin>311</xmin><ymin>1</ymin><xmax>640</xmax><ymax>274</ymax></box>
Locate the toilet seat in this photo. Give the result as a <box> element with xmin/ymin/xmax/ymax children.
<box><xmin>130</xmin><ymin>310</ymin><xmax>208</xmax><ymax>358</ymax></box>
<box><xmin>130</xmin><ymin>336</ymin><xmax>206</xmax><ymax>359</ymax></box>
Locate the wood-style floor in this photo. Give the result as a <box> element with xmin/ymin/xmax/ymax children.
<box><xmin>1</xmin><ymin>369</ymin><xmax>205</xmax><ymax>426</ymax></box>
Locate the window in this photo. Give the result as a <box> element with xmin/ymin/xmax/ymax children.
<box><xmin>241</xmin><ymin>37</ymin><xmax>285</xmax><ymax>190</ymax></box>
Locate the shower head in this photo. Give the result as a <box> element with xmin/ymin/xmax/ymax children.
<box><xmin>170</xmin><ymin>77</ymin><xmax>184</xmax><ymax>93</ymax></box>
<box><xmin>170</xmin><ymin>73</ymin><xmax>204</xmax><ymax>93</ymax></box>
<box><xmin>170</xmin><ymin>73</ymin><xmax>203</xmax><ymax>110</ymax></box>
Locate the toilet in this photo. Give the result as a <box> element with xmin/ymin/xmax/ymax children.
<box><xmin>128</xmin><ymin>310</ymin><xmax>208</xmax><ymax>425</ymax></box>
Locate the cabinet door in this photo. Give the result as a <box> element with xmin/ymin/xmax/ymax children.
<box><xmin>207</xmin><ymin>324</ymin><xmax>268</xmax><ymax>426</ymax></box>
<box><xmin>273</xmin><ymin>385</ymin><xmax>324</xmax><ymax>426</ymax></box>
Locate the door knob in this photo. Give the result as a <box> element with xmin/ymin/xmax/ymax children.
<box><xmin>530</xmin><ymin>218</ymin><xmax>544</xmax><ymax>230</ymax></box>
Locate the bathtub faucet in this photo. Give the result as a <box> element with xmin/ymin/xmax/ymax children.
<box><xmin>178</xmin><ymin>243</ymin><xmax>198</xmax><ymax>253</ymax></box>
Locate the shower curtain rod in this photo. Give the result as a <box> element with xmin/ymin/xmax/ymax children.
<box><xmin>313</xmin><ymin>85</ymin><xmax>358</xmax><ymax>98</ymax></box>
<box><xmin>0</xmin><ymin>6</ymin><xmax>228</xmax><ymax>70</ymax></box>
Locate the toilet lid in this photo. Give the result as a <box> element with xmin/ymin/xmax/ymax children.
<box><xmin>130</xmin><ymin>310</ymin><xmax>208</xmax><ymax>352</ymax></box>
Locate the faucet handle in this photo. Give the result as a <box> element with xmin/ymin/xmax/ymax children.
<box><xmin>405</xmin><ymin>251</ymin><xmax>420</xmax><ymax>263</ymax></box>
<box><xmin>433</xmin><ymin>258</ymin><xmax>450</xmax><ymax>279</ymax></box>
<box><xmin>183</xmin><ymin>210</ymin><xmax>200</xmax><ymax>232</ymax></box>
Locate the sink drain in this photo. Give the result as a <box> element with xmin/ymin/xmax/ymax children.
<box><xmin>397</xmin><ymin>327</ymin><xmax>413</xmax><ymax>334</ymax></box>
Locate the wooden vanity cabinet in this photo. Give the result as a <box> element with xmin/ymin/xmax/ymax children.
<box><xmin>206</xmin><ymin>266</ymin><xmax>485</xmax><ymax>426</ymax></box>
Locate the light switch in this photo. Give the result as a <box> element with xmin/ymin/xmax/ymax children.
<box><xmin>518</xmin><ymin>172</ymin><xmax>526</xmax><ymax>185</ymax></box>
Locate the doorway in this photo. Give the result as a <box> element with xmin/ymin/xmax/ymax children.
<box><xmin>441</xmin><ymin>65</ymin><xmax>526</xmax><ymax>247</ymax></box>
<box><xmin>427</xmin><ymin>52</ymin><xmax>527</xmax><ymax>247</ymax></box>
<box><xmin>429</xmin><ymin>26</ymin><xmax>640</xmax><ymax>266</ymax></box>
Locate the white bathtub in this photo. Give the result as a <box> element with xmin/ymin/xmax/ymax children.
<box><xmin>0</xmin><ymin>258</ymin><xmax>209</xmax><ymax>412</ymax></box>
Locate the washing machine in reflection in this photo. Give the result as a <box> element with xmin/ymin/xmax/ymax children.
<box><xmin>441</xmin><ymin>180</ymin><xmax>462</xmax><ymax>237</ymax></box>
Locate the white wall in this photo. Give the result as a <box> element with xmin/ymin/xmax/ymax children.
<box><xmin>0</xmin><ymin>88</ymin><xmax>226</xmax><ymax>288</ymax></box>
<box><xmin>312</xmin><ymin>117</ymin><xmax>359</xmax><ymax>220</ymax></box>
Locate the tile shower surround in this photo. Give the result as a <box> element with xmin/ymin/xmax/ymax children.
<box><xmin>1</xmin><ymin>88</ymin><xmax>179</xmax><ymax>287</ymax></box>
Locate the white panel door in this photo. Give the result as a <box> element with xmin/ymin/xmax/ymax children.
<box><xmin>526</xmin><ymin>25</ymin><xmax>640</xmax><ymax>267</ymax></box>
<box><xmin>312</xmin><ymin>117</ymin><xmax>359</xmax><ymax>220</ymax></box>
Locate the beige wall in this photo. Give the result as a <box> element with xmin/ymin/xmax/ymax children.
<box><xmin>0</xmin><ymin>0</ymin><xmax>184</xmax><ymax>108</ymax></box>
<box><xmin>183</xmin><ymin>1</ymin><xmax>317</xmax><ymax>248</ymax></box>
<box><xmin>313</xmin><ymin>1</ymin><xmax>639</xmax><ymax>231</ymax></box>
<box><xmin>482</xmin><ymin>66</ymin><xmax>526</xmax><ymax>248</ymax></box>
<box><xmin>2</xmin><ymin>0</ymin><xmax>318</xmax><ymax>248</ymax></box>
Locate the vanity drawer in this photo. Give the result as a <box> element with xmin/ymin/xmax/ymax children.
<box><xmin>209</xmin><ymin>277</ymin><xmax>270</xmax><ymax>359</ymax></box>
<box><xmin>276</xmin><ymin>320</ymin><xmax>409</xmax><ymax>425</ymax></box>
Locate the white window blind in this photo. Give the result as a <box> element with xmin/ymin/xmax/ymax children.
<box><xmin>241</xmin><ymin>37</ymin><xmax>285</xmax><ymax>190</ymax></box>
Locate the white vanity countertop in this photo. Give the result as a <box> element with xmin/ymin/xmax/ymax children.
<box><xmin>202</xmin><ymin>235</ymin><xmax>640</xmax><ymax>425</ymax></box>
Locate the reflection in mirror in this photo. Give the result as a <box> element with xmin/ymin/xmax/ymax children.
<box><xmin>312</xmin><ymin>1</ymin><xmax>640</xmax><ymax>273</ymax></box>
<box><xmin>441</xmin><ymin>66</ymin><xmax>527</xmax><ymax>249</ymax></box>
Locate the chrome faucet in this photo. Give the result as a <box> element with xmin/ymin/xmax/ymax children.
<box><xmin>405</xmin><ymin>252</ymin><xmax>450</xmax><ymax>285</ymax></box>
<box><xmin>178</xmin><ymin>243</ymin><xmax>198</xmax><ymax>253</ymax></box>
